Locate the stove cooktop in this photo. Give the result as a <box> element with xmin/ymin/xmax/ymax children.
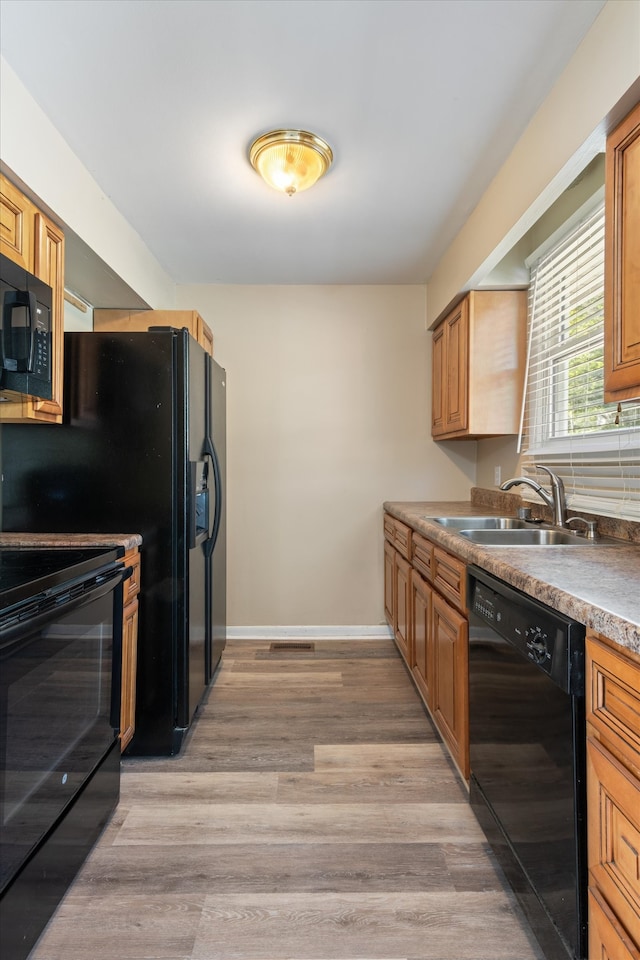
<box><xmin>0</xmin><ymin>547</ymin><xmax>119</xmax><ymax>610</ymax></box>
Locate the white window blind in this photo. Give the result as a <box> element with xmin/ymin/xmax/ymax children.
<box><xmin>519</xmin><ymin>200</ymin><xmax>640</xmax><ymax>521</ymax></box>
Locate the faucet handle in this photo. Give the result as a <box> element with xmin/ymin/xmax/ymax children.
<box><xmin>534</xmin><ymin>464</ymin><xmax>565</xmax><ymax>490</ymax></box>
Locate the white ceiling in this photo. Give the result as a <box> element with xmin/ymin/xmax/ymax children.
<box><xmin>0</xmin><ymin>0</ymin><xmax>607</xmax><ymax>286</ymax></box>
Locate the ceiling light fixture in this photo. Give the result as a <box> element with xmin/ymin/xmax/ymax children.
<box><xmin>249</xmin><ymin>129</ymin><xmax>333</xmax><ymax>197</ymax></box>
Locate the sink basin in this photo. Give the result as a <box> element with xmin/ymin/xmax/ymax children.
<box><xmin>427</xmin><ymin>516</ymin><xmax>529</xmax><ymax>529</ymax></box>
<box><xmin>458</xmin><ymin>528</ymin><xmax>585</xmax><ymax>546</ymax></box>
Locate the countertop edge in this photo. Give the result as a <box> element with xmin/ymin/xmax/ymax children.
<box><xmin>384</xmin><ymin>500</ymin><xmax>640</xmax><ymax>658</ymax></box>
<box><xmin>0</xmin><ymin>533</ymin><xmax>143</xmax><ymax>553</ymax></box>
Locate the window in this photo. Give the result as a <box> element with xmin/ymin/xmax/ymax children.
<box><xmin>519</xmin><ymin>195</ymin><xmax>640</xmax><ymax>520</ymax></box>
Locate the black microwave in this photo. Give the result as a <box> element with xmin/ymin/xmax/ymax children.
<box><xmin>0</xmin><ymin>251</ymin><xmax>53</xmax><ymax>401</ymax></box>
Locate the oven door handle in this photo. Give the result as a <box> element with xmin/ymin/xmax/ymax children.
<box><xmin>0</xmin><ymin>565</ymin><xmax>130</xmax><ymax>651</ymax></box>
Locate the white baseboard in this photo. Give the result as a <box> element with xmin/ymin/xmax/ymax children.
<box><xmin>226</xmin><ymin>624</ymin><xmax>394</xmax><ymax>640</ymax></box>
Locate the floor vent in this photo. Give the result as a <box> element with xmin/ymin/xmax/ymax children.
<box><xmin>269</xmin><ymin>641</ymin><xmax>315</xmax><ymax>652</ymax></box>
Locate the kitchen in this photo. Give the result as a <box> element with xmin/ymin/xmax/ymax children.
<box><xmin>1</xmin><ymin>1</ymin><xmax>640</xmax><ymax>959</ymax></box>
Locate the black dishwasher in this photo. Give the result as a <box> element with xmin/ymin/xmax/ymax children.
<box><xmin>467</xmin><ymin>565</ymin><xmax>587</xmax><ymax>960</ymax></box>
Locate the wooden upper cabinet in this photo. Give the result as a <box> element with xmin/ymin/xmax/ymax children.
<box><xmin>94</xmin><ymin>308</ymin><xmax>214</xmax><ymax>356</ymax></box>
<box><xmin>431</xmin><ymin>322</ymin><xmax>446</xmax><ymax>434</ymax></box>
<box><xmin>431</xmin><ymin>290</ymin><xmax>526</xmax><ymax>440</ymax></box>
<box><xmin>604</xmin><ymin>101</ymin><xmax>640</xmax><ymax>403</ymax></box>
<box><xmin>0</xmin><ymin>176</ymin><xmax>35</xmax><ymax>270</ymax></box>
<box><xmin>32</xmin><ymin>214</ymin><xmax>65</xmax><ymax>421</ymax></box>
<box><xmin>0</xmin><ymin>175</ymin><xmax>65</xmax><ymax>423</ymax></box>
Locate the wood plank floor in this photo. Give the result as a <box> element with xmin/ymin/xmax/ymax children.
<box><xmin>30</xmin><ymin>638</ymin><xmax>546</xmax><ymax>960</ymax></box>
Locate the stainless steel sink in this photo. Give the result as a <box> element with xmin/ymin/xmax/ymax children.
<box><xmin>427</xmin><ymin>516</ymin><xmax>529</xmax><ymax>529</ymax></box>
<box><xmin>458</xmin><ymin>528</ymin><xmax>586</xmax><ymax>545</ymax></box>
<box><xmin>425</xmin><ymin>515</ymin><xmax>621</xmax><ymax>546</ymax></box>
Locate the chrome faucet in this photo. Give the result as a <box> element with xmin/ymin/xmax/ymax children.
<box><xmin>500</xmin><ymin>465</ymin><xmax>567</xmax><ymax>527</ymax></box>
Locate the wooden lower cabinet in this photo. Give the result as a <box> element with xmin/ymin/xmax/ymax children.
<box><xmin>589</xmin><ymin>887</ymin><xmax>640</xmax><ymax>960</ymax></box>
<box><xmin>383</xmin><ymin>514</ymin><xmax>413</xmax><ymax>668</ymax></box>
<box><xmin>431</xmin><ymin>589</ymin><xmax>469</xmax><ymax>779</ymax></box>
<box><xmin>587</xmin><ymin>633</ymin><xmax>640</xmax><ymax>957</ymax></box>
<box><xmin>411</xmin><ymin>568</ymin><xmax>432</xmax><ymax>708</ymax></box>
<box><xmin>384</xmin><ymin>539</ymin><xmax>395</xmax><ymax>626</ymax></box>
<box><xmin>384</xmin><ymin>513</ymin><xmax>469</xmax><ymax>781</ymax></box>
<box><xmin>394</xmin><ymin>553</ymin><xmax>412</xmax><ymax>667</ymax></box>
<box><xmin>120</xmin><ymin>547</ymin><xmax>141</xmax><ymax>752</ymax></box>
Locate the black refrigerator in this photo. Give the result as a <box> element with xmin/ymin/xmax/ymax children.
<box><xmin>1</xmin><ymin>328</ymin><xmax>226</xmax><ymax>756</ymax></box>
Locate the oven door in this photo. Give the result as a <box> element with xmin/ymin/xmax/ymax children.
<box><xmin>0</xmin><ymin>569</ymin><xmax>123</xmax><ymax>892</ymax></box>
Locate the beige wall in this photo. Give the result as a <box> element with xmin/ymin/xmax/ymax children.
<box><xmin>176</xmin><ymin>284</ymin><xmax>476</xmax><ymax>627</ymax></box>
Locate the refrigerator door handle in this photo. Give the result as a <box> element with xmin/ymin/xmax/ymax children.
<box><xmin>204</xmin><ymin>436</ymin><xmax>222</xmax><ymax>559</ymax></box>
<box><xmin>189</xmin><ymin>460</ymin><xmax>209</xmax><ymax>550</ymax></box>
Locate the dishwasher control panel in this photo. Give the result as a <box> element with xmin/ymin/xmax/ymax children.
<box><xmin>468</xmin><ymin>565</ymin><xmax>585</xmax><ymax>695</ymax></box>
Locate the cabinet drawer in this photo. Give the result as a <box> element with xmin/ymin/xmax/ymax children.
<box><xmin>412</xmin><ymin>532</ymin><xmax>433</xmax><ymax>581</ymax></box>
<box><xmin>393</xmin><ymin>520</ymin><xmax>412</xmax><ymax>560</ymax></box>
<box><xmin>383</xmin><ymin>514</ymin><xmax>412</xmax><ymax>560</ymax></box>
<box><xmin>123</xmin><ymin>550</ymin><xmax>141</xmax><ymax>604</ymax></box>
<box><xmin>587</xmin><ymin>735</ymin><xmax>640</xmax><ymax>944</ymax></box>
<box><xmin>432</xmin><ymin>546</ymin><xmax>466</xmax><ymax>612</ymax></box>
<box><xmin>383</xmin><ymin>514</ymin><xmax>396</xmax><ymax>544</ymax></box>
<box><xmin>587</xmin><ymin>637</ymin><xmax>640</xmax><ymax>775</ymax></box>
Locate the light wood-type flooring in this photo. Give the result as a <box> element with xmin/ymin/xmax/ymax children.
<box><xmin>30</xmin><ymin>638</ymin><xmax>546</xmax><ymax>960</ymax></box>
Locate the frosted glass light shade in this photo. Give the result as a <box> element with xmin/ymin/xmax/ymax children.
<box><xmin>249</xmin><ymin>130</ymin><xmax>333</xmax><ymax>196</ymax></box>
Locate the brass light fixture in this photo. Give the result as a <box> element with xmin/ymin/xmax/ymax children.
<box><xmin>249</xmin><ymin>129</ymin><xmax>333</xmax><ymax>196</ymax></box>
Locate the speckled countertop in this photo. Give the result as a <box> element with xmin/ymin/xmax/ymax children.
<box><xmin>0</xmin><ymin>532</ymin><xmax>142</xmax><ymax>553</ymax></box>
<box><xmin>384</xmin><ymin>497</ymin><xmax>640</xmax><ymax>656</ymax></box>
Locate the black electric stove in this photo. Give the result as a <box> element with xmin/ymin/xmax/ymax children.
<box><xmin>0</xmin><ymin>545</ymin><xmax>126</xmax><ymax>960</ymax></box>
<box><xmin>0</xmin><ymin>547</ymin><xmax>119</xmax><ymax>611</ymax></box>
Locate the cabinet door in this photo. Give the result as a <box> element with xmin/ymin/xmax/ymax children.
<box><xmin>444</xmin><ymin>301</ymin><xmax>468</xmax><ymax>434</ymax></box>
<box><xmin>394</xmin><ymin>553</ymin><xmax>412</xmax><ymax>667</ymax></box>
<box><xmin>431</xmin><ymin>323</ymin><xmax>445</xmax><ymax>435</ymax></box>
<box><xmin>588</xmin><ymin>886</ymin><xmax>640</xmax><ymax>960</ymax></box>
<box><xmin>31</xmin><ymin>213</ymin><xmax>64</xmax><ymax>421</ymax></box>
<box><xmin>0</xmin><ymin>175</ymin><xmax>35</xmax><ymax>270</ymax></box>
<box><xmin>432</xmin><ymin>591</ymin><xmax>469</xmax><ymax>778</ymax></box>
<box><xmin>605</xmin><ymin>101</ymin><xmax>640</xmax><ymax>403</ymax></box>
<box><xmin>384</xmin><ymin>539</ymin><xmax>395</xmax><ymax>626</ymax></box>
<box><xmin>431</xmin><ymin>299</ymin><xmax>469</xmax><ymax>437</ymax></box>
<box><xmin>587</xmin><ymin>734</ymin><xmax>640</xmax><ymax>947</ymax></box>
<box><xmin>411</xmin><ymin>568</ymin><xmax>432</xmax><ymax>708</ymax></box>
<box><xmin>120</xmin><ymin>548</ymin><xmax>141</xmax><ymax>752</ymax></box>
<box><xmin>120</xmin><ymin>597</ymin><xmax>139</xmax><ymax>752</ymax></box>
<box><xmin>197</xmin><ymin>314</ymin><xmax>214</xmax><ymax>356</ymax></box>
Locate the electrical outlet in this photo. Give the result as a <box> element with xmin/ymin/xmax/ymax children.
<box><xmin>494</xmin><ymin>466</ymin><xmax>502</xmax><ymax>486</ymax></box>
